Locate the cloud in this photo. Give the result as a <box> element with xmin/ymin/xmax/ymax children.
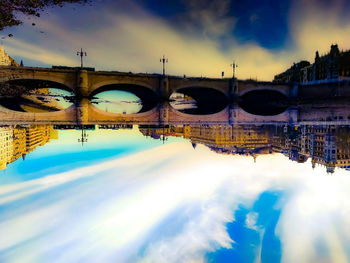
<box><xmin>289</xmin><ymin>0</ymin><xmax>350</xmax><ymax>61</ymax></box>
<box><xmin>1</xmin><ymin>142</ymin><xmax>350</xmax><ymax>263</ymax></box>
<box><xmin>3</xmin><ymin>0</ymin><xmax>350</xmax><ymax>81</ymax></box>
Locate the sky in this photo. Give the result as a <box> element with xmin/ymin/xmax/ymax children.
<box><xmin>0</xmin><ymin>130</ymin><xmax>350</xmax><ymax>263</ymax></box>
<box><xmin>2</xmin><ymin>0</ymin><xmax>350</xmax><ymax>80</ymax></box>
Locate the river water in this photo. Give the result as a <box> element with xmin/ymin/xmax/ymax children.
<box><xmin>0</xmin><ymin>122</ymin><xmax>349</xmax><ymax>263</ymax></box>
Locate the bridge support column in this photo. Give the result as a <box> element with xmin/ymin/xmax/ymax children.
<box><xmin>228</xmin><ymin>104</ymin><xmax>236</xmax><ymax>125</ymax></box>
<box><xmin>288</xmin><ymin>106</ymin><xmax>298</xmax><ymax>124</ymax></box>
<box><xmin>290</xmin><ymin>83</ymin><xmax>299</xmax><ymax>98</ymax></box>
<box><xmin>76</xmin><ymin>70</ymin><xmax>89</xmax><ymax>98</ymax></box>
<box><xmin>159</xmin><ymin>76</ymin><xmax>170</xmax><ymax>101</ymax></box>
<box><xmin>76</xmin><ymin>98</ymin><xmax>89</xmax><ymax>124</ymax></box>
<box><xmin>75</xmin><ymin>70</ymin><xmax>89</xmax><ymax>124</ymax></box>
<box><xmin>158</xmin><ymin>102</ymin><xmax>169</xmax><ymax>125</ymax></box>
<box><xmin>229</xmin><ymin>78</ymin><xmax>237</xmax><ymax>102</ymax></box>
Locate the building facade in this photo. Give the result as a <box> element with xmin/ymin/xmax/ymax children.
<box><xmin>274</xmin><ymin>44</ymin><xmax>350</xmax><ymax>84</ymax></box>
<box><xmin>0</xmin><ymin>125</ymin><xmax>56</xmax><ymax>170</ymax></box>
<box><xmin>0</xmin><ymin>45</ymin><xmax>18</xmax><ymax>66</ymax></box>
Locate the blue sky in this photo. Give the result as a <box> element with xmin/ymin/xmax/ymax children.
<box><xmin>1</xmin><ymin>129</ymin><xmax>350</xmax><ymax>262</ymax></box>
<box><xmin>139</xmin><ymin>0</ymin><xmax>292</xmax><ymax>49</ymax></box>
<box><xmin>2</xmin><ymin>0</ymin><xmax>350</xmax><ymax>80</ymax></box>
<box><xmin>0</xmin><ymin>127</ymin><xmax>182</xmax><ymax>184</ymax></box>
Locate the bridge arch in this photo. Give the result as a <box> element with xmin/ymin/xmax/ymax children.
<box><xmin>0</xmin><ymin>78</ymin><xmax>74</xmax><ymax>93</ymax></box>
<box><xmin>234</xmin><ymin>106</ymin><xmax>293</xmax><ymax>123</ymax></box>
<box><xmin>168</xmin><ymin>104</ymin><xmax>231</xmax><ymax>122</ymax></box>
<box><xmin>0</xmin><ymin>103</ymin><xmax>76</xmax><ymax>121</ymax></box>
<box><xmin>238</xmin><ymin>89</ymin><xmax>289</xmax><ymax>116</ymax></box>
<box><xmin>170</xmin><ymin>85</ymin><xmax>229</xmax><ymax>115</ymax></box>
<box><xmin>89</xmin><ymin>83</ymin><xmax>159</xmax><ymax>113</ymax></box>
<box><xmin>172</xmin><ymin>83</ymin><xmax>230</xmax><ymax>99</ymax></box>
<box><xmin>90</xmin><ymin>79</ymin><xmax>157</xmax><ymax>94</ymax></box>
<box><xmin>0</xmin><ymin>75</ymin><xmax>76</xmax><ymax>92</ymax></box>
<box><xmin>237</xmin><ymin>85</ymin><xmax>290</xmax><ymax>97</ymax></box>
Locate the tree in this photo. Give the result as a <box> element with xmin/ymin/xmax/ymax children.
<box><xmin>0</xmin><ymin>0</ymin><xmax>88</xmax><ymax>31</ymax></box>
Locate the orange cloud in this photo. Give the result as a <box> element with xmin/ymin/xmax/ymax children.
<box><xmin>3</xmin><ymin>0</ymin><xmax>350</xmax><ymax>81</ymax></box>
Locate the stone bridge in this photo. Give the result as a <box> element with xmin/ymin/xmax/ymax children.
<box><xmin>0</xmin><ymin>66</ymin><xmax>291</xmax><ymax>100</ymax></box>
<box><xmin>0</xmin><ymin>101</ymin><xmax>297</xmax><ymax>125</ymax></box>
<box><xmin>0</xmin><ymin>66</ymin><xmax>294</xmax><ymax>124</ymax></box>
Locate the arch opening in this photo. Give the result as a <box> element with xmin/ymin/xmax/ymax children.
<box><xmin>0</xmin><ymin>79</ymin><xmax>74</xmax><ymax>112</ymax></box>
<box><xmin>239</xmin><ymin>90</ymin><xmax>289</xmax><ymax>116</ymax></box>
<box><xmin>170</xmin><ymin>87</ymin><xmax>229</xmax><ymax>115</ymax></box>
<box><xmin>90</xmin><ymin>84</ymin><xmax>158</xmax><ymax>114</ymax></box>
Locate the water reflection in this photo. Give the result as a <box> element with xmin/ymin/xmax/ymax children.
<box><xmin>0</xmin><ymin>125</ymin><xmax>57</xmax><ymax>169</ymax></box>
<box><xmin>169</xmin><ymin>92</ymin><xmax>197</xmax><ymax>111</ymax></box>
<box><xmin>1</xmin><ymin>122</ymin><xmax>350</xmax><ymax>263</ymax></box>
<box><xmin>1</xmin><ymin>123</ymin><xmax>350</xmax><ymax>173</ymax></box>
<box><xmin>91</xmin><ymin>90</ymin><xmax>142</xmax><ymax>114</ymax></box>
<box><xmin>0</xmin><ymin>80</ymin><xmax>74</xmax><ymax>112</ymax></box>
<box><xmin>140</xmin><ymin>124</ymin><xmax>350</xmax><ymax>173</ymax></box>
<box><xmin>169</xmin><ymin>87</ymin><xmax>229</xmax><ymax>114</ymax></box>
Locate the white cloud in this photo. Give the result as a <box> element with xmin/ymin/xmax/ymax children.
<box><xmin>4</xmin><ymin>0</ymin><xmax>350</xmax><ymax>81</ymax></box>
<box><xmin>1</xmin><ymin>142</ymin><xmax>350</xmax><ymax>262</ymax></box>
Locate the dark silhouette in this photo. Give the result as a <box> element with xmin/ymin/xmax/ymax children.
<box><xmin>0</xmin><ymin>0</ymin><xmax>89</xmax><ymax>31</ymax></box>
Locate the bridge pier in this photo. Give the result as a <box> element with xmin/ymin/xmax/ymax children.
<box><xmin>76</xmin><ymin>98</ymin><xmax>89</xmax><ymax>124</ymax></box>
<box><xmin>158</xmin><ymin>76</ymin><xmax>170</xmax><ymax>101</ymax></box>
<box><xmin>290</xmin><ymin>83</ymin><xmax>299</xmax><ymax>98</ymax></box>
<box><xmin>158</xmin><ymin>101</ymin><xmax>170</xmax><ymax>125</ymax></box>
<box><xmin>75</xmin><ymin>70</ymin><xmax>89</xmax><ymax>124</ymax></box>
<box><xmin>229</xmin><ymin>78</ymin><xmax>237</xmax><ymax>102</ymax></box>
<box><xmin>228</xmin><ymin>104</ymin><xmax>236</xmax><ymax>125</ymax></box>
<box><xmin>76</xmin><ymin>70</ymin><xmax>89</xmax><ymax>98</ymax></box>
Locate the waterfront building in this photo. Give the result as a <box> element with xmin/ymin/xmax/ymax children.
<box><xmin>274</xmin><ymin>44</ymin><xmax>350</xmax><ymax>84</ymax></box>
<box><xmin>274</xmin><ymin>61</ymin><xmax>310</xmax><ymax>83</ymax></box>
<box><xmin>26</xmin><ymin>125</ymin><xmax>54</xmax><ymax>153</ymax></box>
<box><xmin>0</xmin><ymin>125</ymin><xmax>57</xmax><ymax>170</ymax></box>
<box><xmin>0</xmin><ymin>126</ymin><xmax>14</xmax><ymax>170</ymax></box>
<box><xmin>11</xmin><ymin>127</ymin><xmax>27</xmax><ymax>163</ymax></box>
<box><xmin>98</xmin><ymin>124</ymin><xmax>133</xmax><ymax>130</ymax></box>
<box><xmin>0</xmin><ymin>45</ymin><xmax>19</xmax><ymax>66</ymax></box>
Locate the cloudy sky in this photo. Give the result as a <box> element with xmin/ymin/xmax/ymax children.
<box><xmin>2</xmin><ymin>0</ymin><xmax>350</xmax><ymax>80</ymax></box>
<box><xmin>0</xmin><ymin>129</ymin><xmax>350</xmax><ymax>263</ymax></box>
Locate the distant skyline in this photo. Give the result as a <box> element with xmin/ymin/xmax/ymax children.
<box><xmin>1</xmin><ymin>0</ymin><xmax>350</xmax><ymax>80</ymax></box>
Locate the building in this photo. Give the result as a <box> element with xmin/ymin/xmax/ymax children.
<box><xmin>0</xmin><ymin>126</ymin><xmax>14</xmax><ymax>170</ymax></box>
<box><xmin>274</xmin><ymin>61</ymin><xmax>310</xmax><ymax>83</ymax></box>
<box><xmin>0</xmin><ymin>45</ymin><xmax>19</xmax><ymax>66</ymax></box>
<box><xmin>0</xmin><ymin>125</ymin><xmax>57</xmax><ymax>170</ymax></box>
<box><xmin>26</xmin><ymin>125</ymin><xmax>54</xmax><ymax>153</ymax></box>
<box><xmin>301</xmin><ymin>45</ymin><xmax>346</xmax><ymax>82</ymax></box>
<box><xmin>11</xmin><ymin>127</ymin><xmax>27</xmax><ymax>163</ymax></box>
<box><xmin>274</xmin><ymin>44</ymin><xmax>350</xmax><ymax>84</ymax></box>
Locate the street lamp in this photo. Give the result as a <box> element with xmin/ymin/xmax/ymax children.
<box><xmin>78</xmin><ymin>126</ymin><xmax>88</xmax><ymax>146</ymax></box>
<box><xmin>230</xmin><ymin>61</ymin><xmax>238</xmax><ymax>78</ymax></box>
<box><xmin>160</xmin><ymin>55</ymin><xmax>168</xmax><ymax>76</ymax></box>
<box><xmin>77</xmin><ymin>48</ymin><xmax>87</xmax><ymax>68</ymax></box>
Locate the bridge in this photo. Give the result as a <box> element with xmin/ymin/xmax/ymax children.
<box><xmin>0</xmin><ymin>66</ymin><xmax>292</xmax><ymax>98</ymax></box>
<box><xmin>1</xmin><ymin>101</ymin><xmax>350</xmax><ymax>126</ymax></box>
<box><xmin>0</xmin><ymin>66</ymin><xmax>294</xmax><ymax>124</ymax></box>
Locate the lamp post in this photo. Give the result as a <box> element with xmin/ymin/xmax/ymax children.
<box><xmin>78</xmin><ymin>126</ymin><xmax>88</xmax><ymax>146</ymax></box>
<box><xmin>230</xmin><ymin>61</ymin><xmax>238</xmax><ymax>78</ymax></box>
<box><xmin>160</xmin><ymin>55</ymin><xmax>168</xmax><ymax>76</ymax></box>
<box><xmin>77</xmin><ymin>48</ymin><xmax>87</xmax><ymax>68</ymax></box>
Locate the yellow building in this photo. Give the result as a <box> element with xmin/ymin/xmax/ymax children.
<box><xmin>11</xmin><ymin>127</ymin><xmax>27</xmax><ymax>163</ymax></box>
<box><xmin>183</xmin><ymin>125</ymin><xmax>191</xmax><ymax>139</ymax></box>
<box><xmin>26</xmin><ymin>125</ymin><xmax>53</xmax><ymax>153</ymax></box>
<box><xmin>0</xmin><ymin>126</ymin><xmax>14</xmax><ymax>170</ymax></box>
<box><xmin>0</xmin><ymin>125</ymin><xmax>58</xmax><ymax>171</ymax></box>
<box><xmin>188</xmin><ymin>125</ymin><xmax>269</xmax><ymax>150</ymax></box>
<box><xmin>0</xmin><ymin>45</ymin><xmax>19</xmax><ymax>66</ymax></box>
